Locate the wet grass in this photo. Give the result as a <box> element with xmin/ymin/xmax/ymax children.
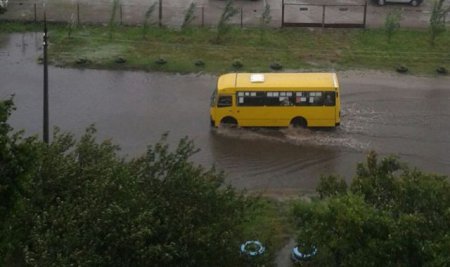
<box><xmin>1</xmin><ymin>22</ymin><xmax>449</xmax><ymax>75</ymax></box>
<box><xmin>241</xmin><ymin>197</ymin><xmax>294</xmax><ymax>265</ymax></box>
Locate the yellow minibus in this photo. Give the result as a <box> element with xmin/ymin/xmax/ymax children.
<box><xmin>210</xmin><ymin>73</ymin><xmax>340</xmax><ymax>128</ymax></box>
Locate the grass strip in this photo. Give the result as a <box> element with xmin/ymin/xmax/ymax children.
<box><xmin>1</xmin><ymin>22</ymin><xmax>449</xmax><ymax>75</ymax></box>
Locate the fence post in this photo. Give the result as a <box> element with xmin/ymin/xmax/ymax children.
<box><xmin>159</xmin><ymin>0</ymin><xmax>162</xmax><ymax>27</ymax></box>
<box><xmin>202</xmin><ymin>7</ymin><xmax>204</xmax><ymax>27</ymax></box>
<box><xmin>77</xmin><ymin>3</ymin><xmax>80</xmax><ymax>25</ymax></box>
<box><xmin>119</xmin><ymin>4</ymin><xmax>123</xmax><ymax>25</ymax></box>
<box><xmin>34</xmin><ymin>3</ymin><xmax>37</xmax><ymax>23</ymax></box>
<box><xmin>322</xmin><ymin>5</ymin><xmax>326</xmax><ymax>28</ymax></box>
<box><xmin>281</xmin><ymin>0</ymin><xmax>284</xmax><ymax>27</ymax></box>
<box><xmin>363</xmin><ymin>2</ymin><xmax>367</xmax><ymax>28</ymax></box>
<box><xmin>240</xmin><ymin>7</ymin><xmax>243</xmax><ymax>28</ymax></box>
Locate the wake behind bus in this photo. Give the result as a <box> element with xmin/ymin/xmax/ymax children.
<box><xmin>210</xmin><ymin>73</ymin><xmax>341</xmax><ymax>128</ymax></box>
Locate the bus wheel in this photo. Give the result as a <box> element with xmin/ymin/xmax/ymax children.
<box><xmin>220</xmin><ymin>117</ymin><xmax>238</xmax><ymax>128</ymax></box>
<box><xmin>290</xmin><ymin>117</ymin><xmax>307</xmax><ymax>128</ymax></box>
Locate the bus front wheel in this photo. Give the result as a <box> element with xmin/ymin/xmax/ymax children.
<box><xmin>290</xmin><ymin>117</ymin><xmax>307</xmax><ymax>128</ymax></box>
<box><xmin>220</xmin><ymin>117</ymin><xmax>238</xmax><ymax>128</ymax></box>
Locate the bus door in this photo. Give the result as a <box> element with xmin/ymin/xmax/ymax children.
<box><xmin>323</xmin><ymin>91</ymin><xmax>337</xmax><ymax>124</ymax></box>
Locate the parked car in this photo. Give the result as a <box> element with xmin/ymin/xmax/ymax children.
<box><xmin>0</xmin><ymin>0</ymin><xmax>8</xmax><ymax>8</ymax></box>
<box><xmin>0</xmin><ymin>0</ymin><xmax>8</xmax><ymax>14</ymax></box>
<box><xmin>374</xmin><ymin>0</ymin><xmax>423</xmax><ymax>6</ymax></box>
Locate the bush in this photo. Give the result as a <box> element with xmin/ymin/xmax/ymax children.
<box><xmin>292</xmin><ymin>151</ymin><xmax>450</xmax><ymax>266</ymax></box>
<box><xmin>0</xmin><ymin>100</ymin><xmax>250</xmax><ymax>266</ymax></box>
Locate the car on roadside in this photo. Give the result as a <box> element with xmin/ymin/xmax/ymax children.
<box><xmin>374</xmin><ymin>0</ymin><xmax>423</xmax><ymax>6</ymax></box>
<box><xmin>0</xmin><ymin>0</ymin><xmax>7</xmax><ymax>14</ymax></box>
<box><xmin>0</xmin><ymin>0</ymin><xmax>8</xmax><ymax>8</ymax></box>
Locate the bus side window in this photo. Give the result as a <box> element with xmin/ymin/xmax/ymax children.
<box><xmin>218</xmin><ymin>95</ymin><xmax>232</xmax><ymax>107</ymax></box>
<box><xmin>324</xmin><ymin>92</ymin><xmax>335</xmax><ymax>106</ymax></box>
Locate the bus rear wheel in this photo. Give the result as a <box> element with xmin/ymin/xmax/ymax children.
<box><xmin>220</xmin><ymin>117</ymin><xmax>238</xmax><ymax>128</ymax></box>
<box><xmin>290</xmin><ymin>117</ymin><xmax>307</xmax><ymax>128</ymax></box>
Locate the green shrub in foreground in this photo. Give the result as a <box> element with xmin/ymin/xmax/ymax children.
<box><xmin>292</xmin><ymin>152</ymin><xmax>450</xmax><ymax>266</ymax></box>
<box><xmin>0</xmin><ymin>99</ymin><xmax>253</xmax><ymax>267</ymax></box>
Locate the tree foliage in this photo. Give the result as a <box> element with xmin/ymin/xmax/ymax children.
<box><xmin>0</xmin><ymin>100</ymin><xmax>251</xmax><ymax>266</ymax></box>
<box><xmin>215</xmin><ymin>0</ymin><xmax>238</xmax><ymax>43</ymax></box>
<box><xmin>429</xmin><ymin>0</ymin><xmax>450</xmax><ymax>46</ymax></box>
<box><xmin>182</xmin><ymin>2</ymin><xmax>197</xmax><ymax>30</ymax></box>
<box><xmin>108</xmin><ymin>0</ymin><xmax>120</xmax><ymax>40</ymax></box>
<box><xmin>292</xmin><ymin>151</ymin><xmax>450</xmax><ymax>266</ymax></box>
<box><xmin>0</xmin><ymin>97</ymin><xmax>39</xmax><ymax>222</ymax></box>
<box><xmin>384</xmin><ymin>9</ymin><xmax>402</xmax><ymax>43</ymax></box>
<box><xmin>142</xmin><ymin>2</ymin><xmax>157</xmax><ymax>39</ymax></box>
<box><xmin>258</xmin><ymin>3</ymin><xmax>272</xmax><ymax>42</ymax></box>
<box><xmin>316</xmin><ymin>174</ymin><xmax>347</xmax><ymax>199</ymax></box>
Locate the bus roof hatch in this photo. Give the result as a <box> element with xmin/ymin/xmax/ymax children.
<box><xmin>250</xmin><ymin>73</ymin><xmax>265</xmax><ymax>83</ymax></box>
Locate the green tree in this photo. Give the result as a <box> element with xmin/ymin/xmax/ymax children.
<box><xmin>292</xmin><ymin>151</ymin><xmax>450</xmax><ymax>266</ymax></box>
<box><xmin>0</xmin><ymin>98</ymin><xmax>41</xmax><ymax>266</ymax></box>
<box><xmin>142</xmin><ymin>2</ymin><xmax>157</xmax><ymax>39</ymax></box>
<box><xmin>292</xmin><ymin>194</ymin><xmax>393</xmax><ymax>266</ymax></box>
<box><xmin>384</xmin><ymin>9</ymin><xmax>402</xmax><ymax>42</ymax></box>
<box><xmin>429</xmin><ymin>0</ymin><xmax>450</xmax><ymax>45</ymax></box>
<box><xmin>215</xmin><ymin>0</ymin><xmax>238</xmax><ymax>44</ymax></box>
<box><xmin>0</xmin><ymin>100</ymin><xmax>251</xmax><ymax>266</ymax></box>
<box><xmin>350</xmin><ymin>151</ymin><xmax>402</xmax><ymax>209</ymax></box>
<box><xmin>182</xmin><ymin>2</ymin><xmax>197</xmax><ymax>30</ymax></box>
<box><xmin>316</xmin><ymin>174</ymin><xmax>347</xmax><ymax>199</ymax></box>
<box><xmin>108</xmin><ymin>0</ymin><xmax>120</xmax><ymax>40</ymax></box>
<box><xmin>259</xmin><ymin>2</ymin><xmax>272</xmax><ymax>42</ymax></box>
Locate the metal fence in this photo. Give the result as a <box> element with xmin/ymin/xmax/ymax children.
<box><xmin>282</xmin><ymin>1</ymin><xmax>367</xmax><ymax>28</ymax></box>
<box><xmin>0</xmin><ymin>1</ymin><xmax>282</xmax><ymax>28</ymax></box>
<box><xmin>1</xmin><ymin>0</ymin><xmax>448</xmax><ymax>29</ymax></box>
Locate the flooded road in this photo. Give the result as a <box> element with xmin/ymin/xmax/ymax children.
<box><xmin>1</xmin><ymin>33</ymin><xmax>449</xmax><ymax>195</ymax></box>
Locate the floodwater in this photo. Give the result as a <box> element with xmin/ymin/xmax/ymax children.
<box><xmin>1</xmin><ymin>33</ymin><xmax>450</xmax><ymax>196</ymax></box>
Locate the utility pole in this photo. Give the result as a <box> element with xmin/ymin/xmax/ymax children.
<box><xmin>43</xmin><ymin>12</ymin><xmax>49</xmax><ymax>144</ymax></box>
